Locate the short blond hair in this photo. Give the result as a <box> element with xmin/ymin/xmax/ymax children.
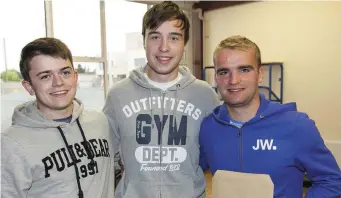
<box><xmin>213</xmin><ymin>35</ymin><xmax>261</xmax><ymax>67</ymax></box>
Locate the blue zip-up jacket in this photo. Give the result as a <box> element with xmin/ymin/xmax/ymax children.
<box><xmin>200</xmin><ymin>94</ymin><xmax>341</xmax><ymax>198</ymax></box>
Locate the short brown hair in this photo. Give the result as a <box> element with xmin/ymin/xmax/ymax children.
<box><xmin>142</xmin><ymin>1</ymin><xmax>190</xmax><ymax>44</ymax></box>
<box><xmin>19</xmin><ymin>37</ymin><xmax>73</xmax><ymax>81</ymax></box>
<box><xmin>213</xmin><ymin>35</ymin><xmax>262</xmax><ymax>67</ymax></box>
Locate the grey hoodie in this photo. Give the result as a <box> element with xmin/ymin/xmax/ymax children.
<box><xmin>1</xmin><ymin>99</ymin><xmax>115</xmax><ymax>198</ymax></box>
<box><xmin>103</xmin><ymin>66</ymin><xmax>220</xmax><ymax>198</ymax></box>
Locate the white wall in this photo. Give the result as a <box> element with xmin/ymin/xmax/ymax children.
<box><xmin>203</xmin><ymin>1</ymin><xmax>341</xmax><ymax>140</ymax></box>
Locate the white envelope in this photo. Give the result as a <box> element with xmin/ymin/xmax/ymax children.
<box><xmin>212</xmin><ymin>170</ymin><xmax>274</xmax><ymax>198</ymax></box>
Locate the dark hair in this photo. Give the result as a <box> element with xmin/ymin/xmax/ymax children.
<box><xmin>142</xmin><ymin>1</ymin><xmax>190</xmax><ymax>44</ymax></box>
<box><xmin>19</xmin><ymin>37</ymin><xmax>73</xmax><ymax>81</ymax></box>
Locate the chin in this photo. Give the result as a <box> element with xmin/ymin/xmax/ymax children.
<box><xmin>226</xmin><ymin>100</ymin><xmax>246</xmax><ymax>107</ymax></box>
<box><xmin>52</xmin><ymin>100</ymin><xmax>74</xmax><ymax>110</ymax></box>
<box><xmin>153</xmin><ymin>65</ymin><xmax>178</xmax><ymax>75</ymax></box>
<box><xmin>51</xmin><ymin>104</ymin><xmax>70</xmax><ymax>110</ymax></box>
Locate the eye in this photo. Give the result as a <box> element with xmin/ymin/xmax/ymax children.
<box><xmin>40</xmin><ymin>75</ymin><xmax>51</xmax><ymax>80</ymax></box>
<box><xmin>240</xmin><ymin>68</ymin><xmax>250</xmax><ymax>73</ymax></box>
<box><xmin>218</xmin><ymin>71</ymin><xmax>228</xmax><ymax>76</ymax></box>
<box><xmin>170</xmin><ymin>35</ymin><xmax>180</xmax><ymax>41</ymax></box>
<box><xmin>150</xmin><ymin>35</ymin><xmax>160</xmax><ymax>40</ymax></box>
<box><xmin>61</xmin><ymin>70</ymin><xmax>71</xmax><ymax>76</ymax></box>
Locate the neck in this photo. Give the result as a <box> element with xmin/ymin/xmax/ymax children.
<box><xmin>227</xmin><ymin>95</ymin><xmax>260</xmax><ymax>122</ymax></box>
<box><xmin>147</xmin><ymin>64</ymin><xmax>179</xmax><ymax>83</ymax></box>
<box><xmin>37</xmin><ymin>103</ymin><xmax>74</xmax><ymax>120</ymax></box>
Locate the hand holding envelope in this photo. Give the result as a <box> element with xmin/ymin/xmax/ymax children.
<box><xmin>212</xmin><ymin>170</ymin><xmax>274</xmax><ymax>198</ymax></box>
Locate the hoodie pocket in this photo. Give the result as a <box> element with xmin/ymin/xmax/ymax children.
<box><xmin>122</xmin><ymin>179</ymin><xmax>195</xmax><ymax>198</ymax></box>
<box><xmin>160</xmin><ymin>181</ymin><xmax>195</xmax><ymax>198</ymax></box>
<box><xmin>122</xmin><ymin>180</ymin><xmax>158</xmax><ymax>198</ymax></box>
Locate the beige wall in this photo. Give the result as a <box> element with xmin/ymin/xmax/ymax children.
<box><xmin>203</xmin><ymin>1</ymin><xmax>341</xmax><ymax>140</ymax></box>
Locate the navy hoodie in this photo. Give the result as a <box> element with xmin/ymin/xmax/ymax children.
<box><xmin>200</xmin><ymin>94</ymin><xmax>341</xmax><ymax>197</ymax></box>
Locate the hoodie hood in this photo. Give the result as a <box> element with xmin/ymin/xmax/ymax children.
<box><xmin>213</xmin><ymin>93</ymin><xmax>297</xmax><ymax>124</ymax></box>
<box><xmin>129</xmin><ymin>64</ymin><xmax>196</xmax><ymax>90</ymax></box>
<box><xmin>12</xmin><ymin>98</ymin><xmax>84</xmax><ymax>128</ymax></box>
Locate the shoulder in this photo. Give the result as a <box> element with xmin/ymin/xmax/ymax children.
<box><xmin>81</xmin><ymin>109</ymin><xmax>109</xmax><ymax>123</ymax></box>
<box><xmin>1</xmin><ymin>127</ymin><xmax>29</xmax><ymax>153</ymax></box>
<box><xmin>280</xmin><ymin>110</ymin><xmax>313</xmax><ymax>125</ymax></box>
<box><xmin>107</xmin><ymin>78</ymin><xmax>134</xmax><ymax>96</ymax></box>
<box><xmin>265</xmin><ymin>101</ymin><xmax>306</xmax><ymax>122</ymax></box>
<box><xmin>201</xmin><ymin>110</ymin><xmax>217</xmax><ymax>127</ymax></box>
<box><xmin>294</xmin><ymin>112</ymin><xmax>317</xmax><ymax>131</ymax></box>
<box><xmin>191</xmin><ymin>79</ymin><xmax>214</xmax><ymax>90</ymax></box>
<box><xmin>2</xmin><ymin>125</ymin><xmax>29</xmax><ymax>141</ymax></box>
<box><xmin>191</xmin><ymin>79</ymin><xmax>218</xmax><ymax>98</ymax></box>
<box><xmin>279</xmin><ymin>111</ymin><xmax>320</xmax><ymax>140</ymax></box>
<box><xmin>199</xmin><ymin>111</ymin><xmax>218</xmax><ymax>140</ymax></box>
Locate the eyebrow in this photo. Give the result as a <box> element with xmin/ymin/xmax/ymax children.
<box><xmin>170</xmin><ymin>32</ymin><xmax>183</xmax><ymax>37</ymax></box>
<box><xmin>148</xmin><ymin>31</ymin><xmax>183</xmax><ymax>37</ymax></box>
<box><xmin>238</xmin><ymin>65</ymin><xmax>254</xmax><ymax>70</ymax></box>
<box><xmin>36</xmin><ymin>66</ymin><xmax>72</xmax><ymax>77</ymax></box>
<box><xmin>216</xmin><ymin>65</ymin><xmax>254</xmax><ymax>73</ymax></box>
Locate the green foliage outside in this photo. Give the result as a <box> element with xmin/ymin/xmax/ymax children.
<box><xmin>1</xmin><ymin>69</ymin><xmax>22</xmax><ymax>82</ymax></box>
<box><xmin>77</xmin><ymin>64</ymin><xmax>86</xmax><ymax>73</ymax></box>
<box><xmin>77</xmin><ymin>64</ymin><xmax>95</xmax><ymax>74</ymax></box>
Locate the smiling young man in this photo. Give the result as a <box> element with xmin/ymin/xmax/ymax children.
<box><xmin>103</xmin><ymin>1</ymin><xmax>220</xmax><ymax>198</ymax></box>
<box><xmin>1</xmin><ymin>37</ymin><xmax>115</xmax><ymax>198</ymax></box>
<box><xmin>199</xmin><ymin>35</ymin><xmax>341</xmax><ymax>197</ymax></box>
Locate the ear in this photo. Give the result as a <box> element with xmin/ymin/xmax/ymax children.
<box><xmin>258</xmin><ymin>66</ymin><xmax>264</xmax><ymax>84</ymax></box>
<box><xmin>214</xmin><ymin>67</ymin><xmax>219</xmax><ymax>86</ymax></box>
<box><xmin>22</xmin><ymin>80</ymin><xmax>35</xmax><ymax>96</ymax></box>
<box><xmin>74</xmin><ymin>70</ymin><xmax>78</xmax><ymax>82</ymax></box>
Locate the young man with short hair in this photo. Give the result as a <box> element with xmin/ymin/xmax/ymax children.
<box><xmin>199</xmin><ymin>35</ymin><xmax>341</xmax><ymax>197</ymax></box>
<box><xmin>103</xmin><ymin>1</ymin><xmax>220</xmax><ymax>197</ymax></box>
<box><xmin>1</xmin><ymin>37</ymin><xmax>115</xmax><ymax>198</ymax></box>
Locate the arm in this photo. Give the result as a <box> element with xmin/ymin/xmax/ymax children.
<box><xmin>199</xmin><ymin>87</ymin><xmax>219</xmax><ymax>171</ymax></box>
<box><xmin>102</xmin><ymin>89</ymin><xmax>122</xmax><ymax>187</ymax></box>
<box><xmin>295</xmin><ymin>115</ymin><xmax>341</xmax><ymax>198</ymax></box>
<box><xmin>199</xmin><ymin>119</ymin><xmax>209</xmax><ymax>172</ymax></box>
<box><xmin>207</xmin><ymin>87</ymin><xmax>221</xmax><ymax>115</ymax></box>
<box><xmin>1</xmin><ymin>135</ymin><xmax>32</xmax><ymax>198</ymax></box>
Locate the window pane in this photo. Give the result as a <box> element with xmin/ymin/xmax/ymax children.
<box><xmin>105</xmin><ymin>1</ymin><xmax>148</xmax><ymax>88</ymax></box>
<box><xmin>75</xmin><ymin>62</ymin><xmax>105</xmax><ymax>110</ymax></box>
<box><xmin>1</xmin><ymin>1</ymin><xmax>45</xmax><ymax>130</ymax></box>
<box><xmin>53</xmin><ymin>0</ymin><xmax>101</xmax><ymax>57</ymax></box>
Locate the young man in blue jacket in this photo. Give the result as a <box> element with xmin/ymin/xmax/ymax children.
<box><xmin>199</xmin><ymin>35</ymin><xmax>341</xmax><ymax>197</ymax></box>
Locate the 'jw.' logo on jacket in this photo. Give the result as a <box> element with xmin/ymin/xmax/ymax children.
<box><xmin>252</xmin><ymin>139</ymin><xmax>277</xmax><ymax>151</ymax></box>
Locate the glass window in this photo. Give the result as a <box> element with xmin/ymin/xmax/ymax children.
<box><xmin>105</xmin><ymin>1</ymin><xmax>148</xmax><ymax>87</ymax></box>
<box><xmin>1</xmin><ymin>1</ymin><xmax>46</xmax><ymax>131</ymax></box>
<box><xmin>52</xmin><ymin>0</ymin><xmax>101</xmax><ymax>57</ymax></box>
<box><xmin>75</xmin><ymin>62</ymin><xmax>105</xmax><ymax>110</ymax></box>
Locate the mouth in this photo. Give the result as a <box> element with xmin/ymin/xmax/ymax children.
<box><xmin>50</xmin><ymin>90</ymin><xmax>68</xmax><ymax>97</ymax></box>
<box><xmin>156</xmin><ymin>56</ymin><xmax>172</xmax><ymax>64</ymax></box>
<box><xmin>227</xmin><ymin>88</ymin><xmax>245</xmax><ymax>93</ymax></box>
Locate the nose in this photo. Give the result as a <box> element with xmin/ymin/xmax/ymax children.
<box><xmin>52</xmin><ymin>73</ymin><xmax>64</xmax><ymax>87</ymax></box>
<box><xmin>229</xmin><ymin>71</ymin><xmax>241</xmax><ymax>85</ymax></box>
<box><xmin>159</xmin><ymin>38</ymin><xmax>170</xmax><ymax>52</ymax></box>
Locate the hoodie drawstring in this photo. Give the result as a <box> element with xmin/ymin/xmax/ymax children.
<box><xmin>149</xmin><ymin>88</ymin><xmax>154</xmax><ymax>120</ymax></box>
<box><xmin>76</xmin><ymin>119</ymin><xmax>96</xmax><ymax>167</ymax></box>
<box><xmin>172</xmin><ymin>84</ymin><xmax>180</xmax><ymax>130</ymax></box>
<box><xmin>57</xmin><ymin>118</ymin><xmax>95</xmax><ymax>198</ymax></box>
